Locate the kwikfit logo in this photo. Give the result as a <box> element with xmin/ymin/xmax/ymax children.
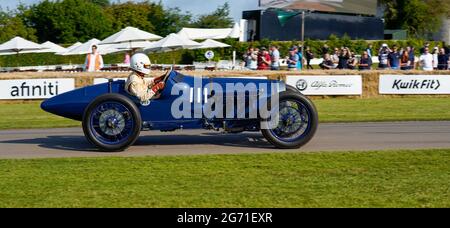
<box><xmin>392</xmin><ymin>79</ymin><xmax>441</xmax><ymax>90</ymax></box>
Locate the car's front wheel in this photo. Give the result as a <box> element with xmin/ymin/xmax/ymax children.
<box><xmin>261</xmin><ymin>91</ymin><xmax>318</xmax><ymax>149</ymax></box>
<box><xmin>82</xmin><ymin>94</ymin><xmax>142</xmax><ymax>152</ymax></box>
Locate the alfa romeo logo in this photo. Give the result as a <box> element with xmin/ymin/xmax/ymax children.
<box><xmin>296</xmin><ymin>79</ymin><xmax>308</xmax><ymax>91</ymax></box>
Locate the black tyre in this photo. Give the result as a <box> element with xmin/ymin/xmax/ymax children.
<box><xmin>82</xmin><ymin>94</ymin><xmax>142</xmax><ymax>152</ymax></box>
<box><xmin>262</xmin><ymin>91</ymin><xmax>318</xmax><ymax>149</ymax></box>
<box><xmin>286</xmin><ymin>84</ymin><xmax>301</xmax><ymax>93</ymax></box>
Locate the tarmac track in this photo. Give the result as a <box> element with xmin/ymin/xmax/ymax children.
<box><xmin>0</xmin><ymin>121</ymin><xmax>449</xmax><ymax>159</ymax></box>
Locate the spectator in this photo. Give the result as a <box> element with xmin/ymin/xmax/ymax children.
<box><xmin>319</xmin><ymin>53</ymin><xmax>335</xmax><ymax>70</ymax></box>
<box><xmin>270</xmin><ymin>45</ymin><xmax>280</xmax><ymax>71</ymax></box>
<box><xmin>432</xmin><ymin>47</ymin><xmax>439</xmax><ymax>70</ymax></box>
<box><xmin>321</xmin><ymin>44</ymin><xmax>330</xmax><ymax>55</ymax></box>
<box><xmin>443</xmin><ymin>42</ymin><xmax>450</xmax><ymax>56</ymax></box>
<box><xmin>331</xmin><ymin>48</ymin><xmax>340</xmax><ymax>68</ymax></box>
<box><xmin>406</xmin><ymin>46</ymin><xmax>416</xmax><ymax>70</ymax></box>
<box><xmin>378</xmin><ymin>44</ymin><xmax>390</xmax><ymax>70</ymax></box>
<box><xmin>84</xmin><ymin>45</ymin><xmax>104</xmax><ymax>72</ymax></box>
<box><xmin>400</xmin><ymin>50</ymin><xmax>411</xmax><ymax>70</ymax></box>
<box><xmin>295</xmin><ymin>46</ymin><xmax>304</xmax><ymax>70</ymax></box>
<box><xmin>420</xmin><ymin>42</ymin><xmax>430</xmax><ymax>55</ymax></box>
<box><xmin>244</xmin><ymin>47</ymin><xmax>258</xmax><ymax>70</ymax></box>
<box><xmin>337</xmin><ymin>47</ymin><xmax>351</xmax><ymax>69</ymax></box>
<box><xmin>437</xmin><ymin>48</ymin><xmax>449</xmax><ymax>70</ymax></box>
<box><xmin>257</xmin><ymin>47</ymin><xmax>271</xmax><ymax>70</ymax></box>
<box><xmin>419</xmin><ymin>47</ymin><xmax>434</xmax><ymax>71</ymax></box>
<box><xmin>348</xmin><ymin>52</ymin><xmax>357</xmax><ymax>70</ymax></box>
<box><xmin>388</xmin><ymin>45</ymin><xmax>401</xmax><ymax>70</ymax></box>
<box><xmin>358</xmin><ymin>51</ymin><xmax>372</xmax><ymax>70</ymax></box>
<box><xmin>286</xmin><ymin>48</ymin><xmax>299</xmax><ymax>71</ymax></box>
<box><xmin>124</xmin><ymin>51</ymin><xmax>131</xmax><ymax>65</ymax></box>
<box><xmin>305</xmin><ymin>47</ymin><xmax>314</xmax><ymax>70</ymax></box>
<box><xmin>366</xmin><ymin>44</ymin><xmax>373</xmax><ymax>58</ymax></box>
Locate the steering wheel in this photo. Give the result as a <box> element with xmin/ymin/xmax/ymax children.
<box><xmin>153</xmin><ymin>69</ymin><xmax>172</xmax><ymax>97</ymax></box>
<box><xmin>141</xmin><ymin>69</ymin><xmax>172</xmax><ymax>106</ymax></box>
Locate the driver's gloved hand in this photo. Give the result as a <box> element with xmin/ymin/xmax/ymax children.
<box><xmin>151</xmin><ymin>82</ymin><xmax>165</xmax><ymax>93</ymax></box>
<box><xmin>141</xmin><ymin>100</ymin><xmax>151</xmax><ymax>107</ymax></box>
<box><xmin>154</xmin><ymin>75</ymin><xmax>165</xmax><ymax>84</ymax></box>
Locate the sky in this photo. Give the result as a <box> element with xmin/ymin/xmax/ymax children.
<box><xmin>0</xmin><ymin>0</ymin><xmax>261</xmax><ymax>21</ymax></box>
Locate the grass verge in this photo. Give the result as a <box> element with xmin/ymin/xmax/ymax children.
<box><xmin>0</xmin><ymin>149</ymin><xmax>449</xmax><ymax>208</ymax></box>
<box><xmin>1</xmin><ymin>97</ymin><xmax>450</xmax><ymax>130</ymax></box>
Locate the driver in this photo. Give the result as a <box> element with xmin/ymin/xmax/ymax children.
<box><xmin>125</xmin><ymin>53</ymin><xmax>165</xmax><ymax>104</ymax></box>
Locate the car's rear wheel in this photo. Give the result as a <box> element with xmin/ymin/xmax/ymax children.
<box><xmin>82</xmin><ymin>94</ymin><xmax>142</xmax><ymax>152</ymax></box>
<box><xmin>262</xmin><ymin>91</ymin><xmax>318</xmax><ymax>149</ymax></box>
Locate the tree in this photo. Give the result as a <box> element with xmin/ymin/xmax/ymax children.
<box><xmin>89</xmin><ymin>0</ymin><xmax>110</xmax><ymax>7</ymax></box>
<box><xmin>105</xmin><ymin>1</ymin><xmax>156</xmax><ymax>32</ymax></box>
<box><xmin>21</xmin><ymin>0</ymin><xmax>113</xmax><ymax>43</ymax></box>
<box><xmin>105</xmin><ymin>1</ymin><xmax>191</xmax><ymax>36</ymax></box>
<box><xmin>0</xmin><ymin>11</ymin><xmax>37</xmax><ymax>43</ymax></box>
<box><xmin>191</xmin><ymin>3</ymin><xmax>233</xmax><ymax>28</ymax></box>
<box><xmin>381</xmin><ymin>0</ymin><xmax>450</xmax><ymax>38</ymax></box>
<box><xmin>149</xmin><ymin>7</ymin><xmax>192</xmax><ymax>36</ymax></box>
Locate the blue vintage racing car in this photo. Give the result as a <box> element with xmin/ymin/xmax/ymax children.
<box><xmin>41</xmin><ymin>71</ymin><xmax>318</xmax><ymax>151</ymax></box>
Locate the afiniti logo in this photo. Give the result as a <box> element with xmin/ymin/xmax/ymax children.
<box><xmin>392</xmin><ymin>79</ymin><xmax>441</xmax><ymax>90</ymax></box>
<box><xmin>10</xmin><ymin>81</ymin><xmax>60</xmax><ymax>97</ymax></box>
<box><xmin>169</xmin><ymin>76</ymin><xmax>281</xmax><ymax>130</ymax></box>
<box><xmin>0</xmin><ymin>79</ymin><xmax>75</xmax><ymax>100</ymax></box>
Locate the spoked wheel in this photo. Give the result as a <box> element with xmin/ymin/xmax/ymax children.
<box><xmin>83</xmin><ymin>94</ymin><xmax>142</xmax><ymax>152</ymax></box>
<box><xmin>262</xmin><ymin>91</ymin><xmax>318</xmax><ymax>149</ymax></box>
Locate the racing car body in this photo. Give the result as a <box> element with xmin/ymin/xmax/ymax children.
<box><xmin>42</xmin><ymin>71</ymin><xmax>318</xmax><ymax>151</ymax></box>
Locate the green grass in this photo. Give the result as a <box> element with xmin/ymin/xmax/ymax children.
<box><xmin>0</xmin><ymin>97</ymin><xmax>450</xmax><ymax>130</ymax></box>
<box><xmin>0</xmin><ymin>102</ymin><xmax>80</xmax><ymax>130</ymax></box>
<box><xmin>315</xmin><ymin>97</ymin><xmax>450</xmax><ymax>123</ymax></box>
<box><xmin>0</xmin><ymin>149</ymin><xmax>449</xmax><ymax>208</ymax></box>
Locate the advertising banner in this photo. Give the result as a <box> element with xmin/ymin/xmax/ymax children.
<box><xmin>379</xmin><ymin>75</ymin><xmax>450</xmax><ymax>95</ymax></box>
<box><xmin>286</xmin><ymin>75</ymin><xmax>362</xmax><ymax>95</ymax></box>
<box><xmin>0</xmin><ymin>79</ymin><xmax>75</xmax><ymax>100</ymax></box>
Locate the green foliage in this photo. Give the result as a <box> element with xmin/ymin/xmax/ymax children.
<box><xmin>190</xmin><ymin>3</ymin><xmax>233</xmax><ymax>28</ymax></box>
<box><xmin>88</xmin><ymin>0</ymin><xmax>110</xmax><ymax>7</ymax></box>
<box><xmin>21</xmin><ymin>0</ymin><xmax>113</xmax><ymax>43</ymax></box>
<box><xmin>0</xmin><ymin>11</ymin><xmax>37</xmax><ymax>43</ymax></box>
<box><xmin>105</xmin><ymin>1</ymin><xmax>157</xmax><ymax>33</ymax></box>
<box><xmin>12</xmin><ymin>0</ymin><xmax>217</xmax><ymax>44</ymax></box>
<box><xmin>381</xmin><ymin>0</ymin><xmax>450</xmax><ymax>38</ymax></box>
<box><xmin>154</xmin><ymin>7</ymin><xmax>192</xmax><ymax>36</ymax></box>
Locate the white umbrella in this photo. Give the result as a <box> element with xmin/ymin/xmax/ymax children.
<box><xmin>145</xmin><ymin>33</ymin><xmax>201</xmax><ymax>53</ymax></box>
<box><xmin>0</xmin><ymin>37</ymin><xmax>45</xmax><ymax>55</ymax></box>
<box><xmin>56</xmin><ymin>42</ymin><xmax>82</xmax><ymax>55</ymax></box>
<box><xmin>66</xmin><ymin>42</ymin><xmax>82</xmax><ymax>50</ymax></box>
<box><xmin>112</xmin><ymin>41</ymin><xmax>154</xmax><ymax>50</ymax></box>
<box><xmin>191</xmin><ymin>39</ymin><xmax>230</xmax><ymax>50</ymax></box>
<box><xmin>0</xmin><ymin>41</ymin><xmax>67</xmax><ymax>55</ymax></box>
<box><xmin>62</xmin><ymin>38</ymin><xmax>119</xmax><ymax>55</ymax></box>
<box><xmin>37</xmin><ymin>41</ymin><xmax>67</xmax><ymax>53</ymax></box>
<box><xmin>100</xmin><ymin>27</ymin><xmax>162</xmax><ymax>47</ymax></box>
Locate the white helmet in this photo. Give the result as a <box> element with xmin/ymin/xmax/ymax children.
<box><xmin>130</xmin><ymin>53</ymin><xmax>151</xmax><ymax>75</ymax></box>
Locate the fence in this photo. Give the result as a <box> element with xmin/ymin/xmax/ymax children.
<box><xmin>0</xmin><ymin>70</ymin><xmax>450</xmax><ymax>100</ymax></box>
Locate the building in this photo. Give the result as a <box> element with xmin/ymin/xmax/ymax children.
<box><xmin>242</xmin><ymin>0</ymin><xmax>383</xmax><ymax>41</ymax></box>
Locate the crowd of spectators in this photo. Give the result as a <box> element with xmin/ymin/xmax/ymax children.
<box><xmin>243</xmin><ymin>42</ymin><xmax>450</xmax><ymax>71</ymax></box>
